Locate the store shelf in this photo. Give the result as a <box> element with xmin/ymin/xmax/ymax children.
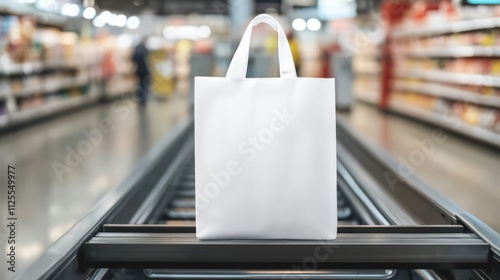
<box><xmin>396</xmin><ymin>70</ymin><xmax>500</xmax><ymax>87</ymax></box>
<box><xmin>393</xmin><ymin>81</ymin><xmax>500</xmax><ymax>109</ymax></box>
<box><xmin>354</xmin><ymin>70</ymin><xmax>381</xmax><ymax>76</ymax></box>
<box><xmin>0</xmin><ymin>89</ymin><xmax>100</xmax><ymax>130</ymax></box>
<box><xmin>389</xmin><ymin>100</ymin><xmax>500</xmax><ymax>148</ymax></box>
<box><xmin>354</xmin><ymin>90</ymin><xmax>380</xmax><ymax>105</ymax></box>
<box><xmin>11</xmin><ymin>79</ymin><xmax>90</xmax><ymax>97</ymax></box>
<box><xmin>0</xmin><ymin>61</ymin><xmax>81</xmax><ymax>76</ymax></box>
<box><xmin>0</xmin><ymin>61</ymin><xmax>43</xmax><ymax>75</ymax></box>
<box><xmin>392</xmin><ymin>17</ymin><xmax>500</xmax><ymax>39</ymax></box>
<box><xmin>104</xmin><ymin>90</ymin><xmax>135</xmax><ymax>101</ymax></box>
<box><xmin>402</xmin><ymin>46</ymin><xmax>500</xmax><ymax>58</ymax></box>
<box><xmin>10</xmin><ymin>94</ymin><xmax>99</xmax><ymax>124</ymax></box>
<box><xmin>43</xmin><ymin>60</ymin><xmax>80</xmax><ymax>69</ymax></box>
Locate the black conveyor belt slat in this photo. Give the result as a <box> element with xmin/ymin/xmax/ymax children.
<box><xmin>176</xmin><ymin>190</ymin><xmax>195</xmax><ymax>197</ymax></box>
<box><xmin>85</xmin><ymin>228</ymin><xmax>488</xmax><ymax>270</ymax></box>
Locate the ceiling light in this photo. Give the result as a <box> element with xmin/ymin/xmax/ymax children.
<box><xmin>108</xmin><ymin>14</ymin><xmax>117</xmax><ymax>26</ymax></box>
<box><xmin>292</xmin><ymin>18</ymin><xmax>306</xmax><ymax>31</ymax></box>
<box><xmin>83</xmin><ymin>7</ymin><xmax>96</xmax><ymax>19</ymax></box>
<box><xmin>114</xmin><ymin>14</ymin><xmax>127</xmax><ymax>27</ymax></box>
<box><xmin>61</xmin><ymin>3</ymin><xmax>80</xmax><ymax>17</ymax></box>
<box><xmin>198</xmin><ymin>25</ymin><xmax>211</xmax><ymax>39</ymax></box>
<box><xmin>99</xmin><ymin>11</ymin><xmax>112</xmax><ymax>23</ymax></box>
<box><xmin>126</xmin><ymin>16</ymin><xmax>140</xmax><ymax>29</ymax></box>
<box><xmin>307</xmin><ymin>18</ymin><xmax>321</xmax><ymax>31</ymax></box>
<box><xmin>92</xmin><ymin>16</ymin><xmax>105</xmax><ymax>27</ymax></box>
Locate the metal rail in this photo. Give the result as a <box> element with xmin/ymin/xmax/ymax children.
<box><xmin>144</xmin><ymin>269</ymin><xmax>398</xmax><ymax>279</ymax></box>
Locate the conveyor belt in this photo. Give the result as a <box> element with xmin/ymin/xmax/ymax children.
<box><xmin>82</xmin><ymin>150</ymin><xmax>491</xmax><ymax>279</ymax></box>
<box><xmin>81</xmin><ymin>156</ymin><xmax>490</xmax><ymax>280</ymax></box>
<box><xmin>13</xmin><ymin>119</ymin><xmax>500</xmax><ymax>280</ymax></box>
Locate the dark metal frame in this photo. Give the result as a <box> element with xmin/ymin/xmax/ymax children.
<box><xmin>84</xmin><ymin>224</ymin><xmax>488</xmax><ymax>270</ymax></box>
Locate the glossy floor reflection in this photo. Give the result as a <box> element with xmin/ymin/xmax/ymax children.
<box><xmin>339</xmin><ymin>102</ymin><xmax>500</xmax><ymax>232</ymax></box>
<box><xmin>0</xmin><ymin>96</ymin><xmax>189</xmax><ymax>279</ymax></box>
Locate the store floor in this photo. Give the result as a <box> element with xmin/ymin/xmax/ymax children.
<box><xmin>339</xmin><ymin>101</ymin><xmax>500</xmax><ymax>232</ymax></box>
<box><xmin>0</xmin><ymin>95</ymin><xmax>189</xmax><ymax>279</ymax></box>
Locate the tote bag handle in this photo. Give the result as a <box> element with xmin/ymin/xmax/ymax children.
<box><xmin>226</xmin><ymin>14</ymin><xmax>297</xmax><ymax>79</ymax></box>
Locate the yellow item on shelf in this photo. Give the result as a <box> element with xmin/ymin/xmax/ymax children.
<box><xmin>463</xmin><ymin>105</ymin><xmax>481</xmax><ymax>125</ymax></box>
<box><xmin>480</xmin><ymin>33</ymin><xmax>495</xmax><ymax>46</ymax></box>
<box><xmin>481</xmin><ymin>87</ymin><xmax>494</xmax><ymax>96</ymax></box>
<box><xmin>149</xmin><ymin>50</ymin><xmax>173</xmax><ymax>97</ymax></box>
<box><xmin>490</xmin><ymin>60</ymin><xmax>500</xmax><ymax>75</ymax></box>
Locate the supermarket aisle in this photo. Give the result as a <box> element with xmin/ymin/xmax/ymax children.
<box><xmin>0</xmin><ymin>96</ymin><xmax>189</xmax><ymax>279</ymax></box>
<box><xmin>339</xmin><ymin>101</ymin><xmax>500</xmax><ymax>232</ymax></box>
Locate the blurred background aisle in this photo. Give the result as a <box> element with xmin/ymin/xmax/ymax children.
<box><xmin>0</xmin><ymin>0</ymin><xmax>499</xmax><ymax>279</ymax></box>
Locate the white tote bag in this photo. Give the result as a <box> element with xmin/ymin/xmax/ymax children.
<box><xmin>195</xmin><ymin>14</ymin><xmax>337</xmax><ymax>240</ymax></box>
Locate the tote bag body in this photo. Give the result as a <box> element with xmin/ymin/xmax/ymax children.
<box><xmin>195</xmin><ymin>14</ymin><xmax>337</xmax><ymax>240</ymax></box>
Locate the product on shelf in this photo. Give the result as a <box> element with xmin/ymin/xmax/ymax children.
<box><xmin>352</xmin><ymin>16</ymin><xmax>382</xmax><ymax>105</ymax></box>
<box><xmin>391</xmin><ymin>89</ymin><xmax>499</xmax><ymax>134</ymax></box>
<box><xmin>393</xmin><ymin>79</ymin><xmax>500</xmax><ymax>99</ymax></box>
<box><xmin>0</xmin><ymin>14</ymin><xmax>128</xmax><ymax>128</ymax></box>
<box><xmin>382</xmin><ymin>1</ymin><xmax>500</xmax><ymax>144</ymax></box>
<box><xmin>4</xmin><ymin>16</ymin><xmax>37</xmax><ymax>63</ymax></box>
<box><xmin>392</xmin><ymin>29</ymin><xmax>500</xmax><ymax>53</ymax></box>
<box><xmin>394</xmin><ymin>57</ymin><xmax>500</xmax><ymax>76</ymax></box>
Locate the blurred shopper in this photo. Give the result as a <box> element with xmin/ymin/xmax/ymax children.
<box><xmin>132</xmin><ymin>38</ymin><xmax>150</xmax><ymax>106</ymax></box>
